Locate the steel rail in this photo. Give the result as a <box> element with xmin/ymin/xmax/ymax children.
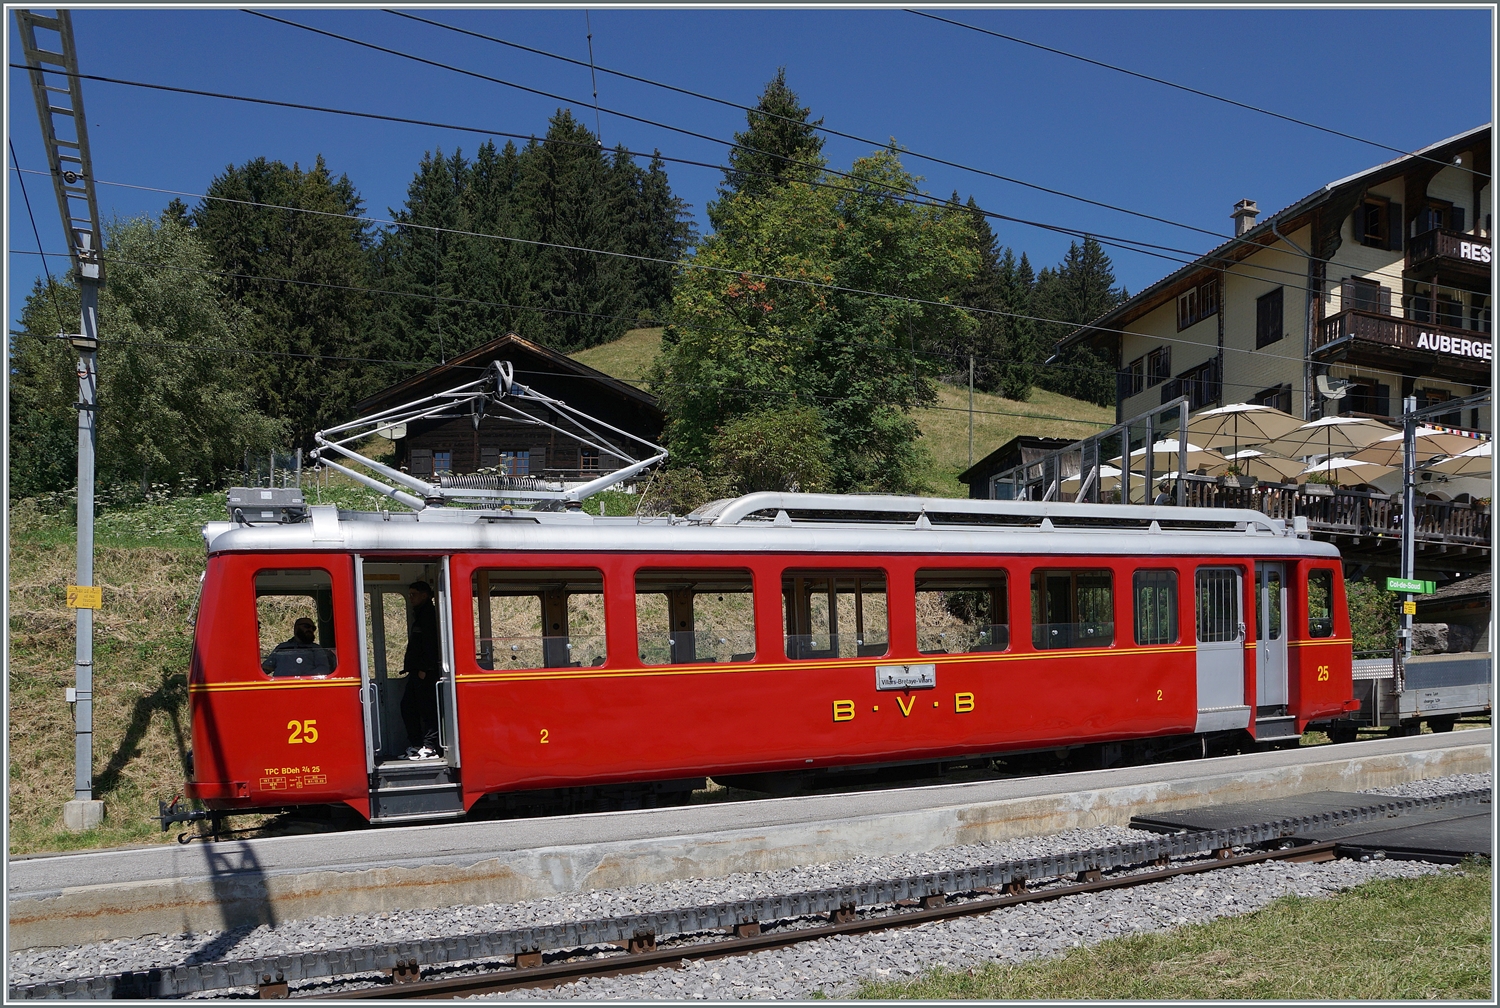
<box><xmin>308</xmin><ymin>841</ymin><xmax>1343</xmax><ymax>1000</ymax></box>
<box><xmin>8</xmin><ymin>788</ymin><xmax>1487</xmax><ymax>1001</ymax></box>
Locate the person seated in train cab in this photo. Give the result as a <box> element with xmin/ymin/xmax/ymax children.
<box><xmin>261</xmin><ymin>617</ymin><xmax>337</xmax><ymax>676</ymax></box>
<box><xmin>400</xmin><ymin>580</ymin><xmax>443</xmax><ymax>760</ymax></box>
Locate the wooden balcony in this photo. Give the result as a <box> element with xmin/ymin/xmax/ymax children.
<box><xmin>1406</xmin><ymin>227</ymin><xmax>1492</xmax><ymax>280</ymax></box>
<box><xmin>1179</xmin><ymin>476</ymin><xmax>1490</xmax><ymax>557</ymax></box>
<box><xmin>1314</xmin><ymin>308</ymin><xmax>1492</xmax><ymax>382</ymax></box>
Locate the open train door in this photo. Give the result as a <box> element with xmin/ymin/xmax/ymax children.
<box><xmin>1193</xmin><ymin>567</ymin><xmax>1251</xmax><ymax>734</ymax></box>
<box><xmin>355</xmin><ymin>556</ymin><xmax>465</xmax><ymax>822</ymax></box>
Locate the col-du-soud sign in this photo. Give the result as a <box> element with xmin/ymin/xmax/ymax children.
<box><xmin>1415</xmin><ymin>329</ymin><xmax>1493</xmax><ymax>361</ymax></box>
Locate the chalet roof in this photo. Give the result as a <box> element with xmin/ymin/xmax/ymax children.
<box><xmin>1054</xmin><ymin>123</ymin><xmax>1492</xmax><ymax>356</ymax></box>
<box><xmin>959</xmin><ymin>435</ymin><xmax>1078</xmax><ymax>484</ymax></box>
<box><xmin>351</xmin><ymin>332</ymin><xmax>661</xmax><ymax>421</ymax></box>
<box><xmin>1419</xmin><ymin>572</ymin><xmax>1491</xmax><ymax>606</ymax></box>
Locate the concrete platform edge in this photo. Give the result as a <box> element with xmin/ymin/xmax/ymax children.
<box><xmin>7</xmin><ymin>740</ymin><xmax>1490</xmax><ymax>949</ymax></box>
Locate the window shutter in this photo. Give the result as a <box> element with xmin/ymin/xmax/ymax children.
<box><xmin>1386</xmin><ymin>203</ymin><xmax>1402</xmax><ymax>250</ymax></box>
<box><xmin>1352</xmin><ymin>203</ymin><xmax>1367</xmax><ymax>244</ymax></box>
<box><xmin>1379</xmin><ymin>286</ymin><xmax>1392</xmax><ymax>316</ymax></box>
<box><xmin>1376</xmin><ymin>383</ymin><xmax>1390</xmax><ymax>418</ymax></box>
<box><xmin>1449</xmin><ymin>206</ymin><xmax>1465</xmax><ymax>232</ymax></box>
<box><xmin>1340</xmin><ymin>279</ymin><xmax>1355</xmax><ymax>313</ymax></box>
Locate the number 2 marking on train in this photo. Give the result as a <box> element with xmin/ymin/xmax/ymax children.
<box><xmin>1317</xmin><ymin>665</ymin><xmax>1330</xmax><ymax>681</ymax></box>
<box><xmin>539</xmin><ymin>728</ymin><xmax>550</xmax><ymax>744</ymax></box>
<box><xmin>287</xmin><ymin>719</ymin><xmax>318</xmax><ymax>744</ymax></box>
<box><xmin>1156</xmin><ymin>689</ymin><xmax>1163</xmax><ymax>701</ymax></box>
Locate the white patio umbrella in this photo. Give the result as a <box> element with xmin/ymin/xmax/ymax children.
<box><xmin>1261</xmin><ymin>416</ymin><xmax>1396</xmax><ymax>460</ymax></box>
<box><xmin>1349</xmin><ymin>427</ymin><xmax>1489</xmax><ymax>468</ymax></box>
<box><xmin>1300</xmin><ymin>457</ymin><xmax>1396</xmax><ymax>487</ymax></box>
<box><xmin>1109</xmin><ymin>438</ymin><xmax>1224</xmax><ymax>474</ymax></box>
<box><xmin>1187</xmin><ymin>403</ymin><xmax>1304</xmax><ymax>455</ymax></box>
<box><xmin>1427</xmin><ymin>440</ymin><xmax>1492</xmax><ymax>477</ymax></box>
<box><xmin>1061</xmin><ymin>464</ymin><xmax>1122</xmax><ymax>492</ymax></box>
<box><xmin>1218</xmin><ymin>449</ymin><xmax>1307</xmax><ymax>483</ymax></box>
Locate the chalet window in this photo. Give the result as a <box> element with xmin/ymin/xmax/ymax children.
<box><xmin>1127</xmin><ymin>357</ymin><xmax>1146</xmax><ymax>397</ymax></box>
<box><xmin>1416</xmin><ymin>199</ymin><xmax>1454</xmax><ymax>236</ymax></box>
<box><xmin>1165</xmin><ymin>359</ymin><xmax>1220</xmax><ymax>410</ymax></box>
<box><xmin>1354</xmin><ymin>195</ymin><xmax>1402</xmax><ymax>250</ymax></box>
<box><xmin>1342</xmin><ymin>278</ymin><xmax>1391</xmax><ymax>316</ymax></box>
<box><xmin>1345</xmin><ymin>380</ymin><xmax>1391</xmax><ymax>418</ymax></box>
<box><xmin>1146</xmin><ymin>347</ymin><xmax>1171</xmax><ymax>386</ymax></box>
<box><xmin>1175</xmin><ymin>279</ymin><xmax>1218</xmax><ymax>331</ymax></box>
<box><xmin>1436</xmin><ymin>297</ymin><xmax>1463</xmax><ymax>328</ymax></box>
<box><xmin>432</xmin><ymin>450</ymin><xmax>453</xmax><ymax>475</ymax></box>
<box><xmin>1255</xmin><ymin>287</ymin><xmax>1285</xmax><ymax>347</ymax></box>
<box><xmin>580</xmin><ymin>447</ymin><xmax>600</xmax><ymax>471</ymax></box>
<box><xmin>408</xmin><ymin>448</ymin><xmax>433</xmax><ymax>477</ymax></box>
<box><xmin>1417</xmin><ymin>388</ymin><xmax>1460</xmax><ymax>426</ymax></box>
<box><xmin>1251</xmin><ymin>384</ymin><xmax>1292</xmax><ymax>413</ymax></box>
<box><xmin>1472</xmin><ymin>301</ymin><xmax>1492</xmax><ymax>334</ymax></box>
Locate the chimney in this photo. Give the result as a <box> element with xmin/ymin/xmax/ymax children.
<box><xmin>1231</xmin><ymin>199</ymin><xmax>1259</xmax><ymax>237</ymax></box>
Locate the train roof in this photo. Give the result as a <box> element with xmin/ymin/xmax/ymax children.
<box><xmin>203</xmin><ymin>492</ymin><xmax>1340</xmax><ymax>561</ymax></box>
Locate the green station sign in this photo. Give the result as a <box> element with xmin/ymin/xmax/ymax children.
<box><xmin>1385</xmin><ymin>577</ymin><xmax>1436</xmax><ymax>594</ymax></box>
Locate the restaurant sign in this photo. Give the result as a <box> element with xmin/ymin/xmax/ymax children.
<box><xmin>1415</xmin><ymin>330</ymin><xmax>1493</xmax><ymax>361</ymax></box>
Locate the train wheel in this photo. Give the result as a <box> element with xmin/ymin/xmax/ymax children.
<box><xmin>1427</xmin><ymin>716</ymin><xmax>1457</xmax><ymax>733</ymax></box>
<box><xmin>1328</xmin><ymin>722</ymin><xmax>1359</xmax><ymax>744</ymax></box>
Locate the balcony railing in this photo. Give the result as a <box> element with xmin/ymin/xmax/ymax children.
<box><xmin>1178</xmin><ymin>475</ymin><xmax>1490</xmax><ymax>548</ymax></box>
<box><xmin>1315</xmin><ymin>309</ymin><xmax>1492</xmax><ymax>373</ymax></box>
<box><xmin>1407</xmin><ymin>227</ymin><xmax>1493</xmax><ymax>275</ymax></box>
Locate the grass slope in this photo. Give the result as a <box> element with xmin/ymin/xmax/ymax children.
<box><xmin>857</xmin><ymin>864</ymin><xmax>1492</xmax><ymax>1000</ymax></box>
<box><xmin>570</xmin><ymin>328</ymin><xmax>1114</xmax><ymax>498</ymax></box>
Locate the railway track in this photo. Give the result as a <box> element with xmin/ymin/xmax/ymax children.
<box><xmin>10</xmin><ymin>788</ymin><xmax>1487</xmax><ymax>1001</ymax></box>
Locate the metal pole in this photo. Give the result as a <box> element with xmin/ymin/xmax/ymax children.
<box><xmin>72</xmin><ymin>280</ymin><xmax>100</xmax><ymax>804</ymax></box>
<box><xmin>1144</xmin><ymin>413</ymin><xmax>1154</xmax><ymax>505</ymax></box>
<box><xmin>967</xmin><ymin>354</ymin><xmax>974</xmax><ymax>468</ymax></box>
<box><xmin>1400</xmin><ymin>395</ymin><xmax>1417</xmax><ymax>660</ymax></box>
<box><xmin>1177</xmin><ymin>399</ymin><xmax>1189</xmax><ymax>506</ymax></box>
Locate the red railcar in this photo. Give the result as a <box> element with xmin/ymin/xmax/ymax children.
<box><xmin>184</xmin><ymin>493</ymin><xmax>1355</xmax><ymax>824</ymax></box>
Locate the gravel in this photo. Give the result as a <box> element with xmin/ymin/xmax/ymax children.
<box><xmin>5</xmin><ymin>771</ymin><xmax>1488</xmax><ymax>999</ymax></box>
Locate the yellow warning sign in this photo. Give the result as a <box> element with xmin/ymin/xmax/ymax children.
<box><xmin>1401</xmin><ymin>600</ymin><xmax>1417</xmax><ymax>615</ymax></box>
<box><xmin>66</xmin><ymin>585</ymin><xmax>102</xmax><ymax>609</ymax></box>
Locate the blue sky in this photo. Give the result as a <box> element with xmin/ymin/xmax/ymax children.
<box><xmin>7</xmin><ymin>5</ymin><xmax>1494</xmax><ymax>333</ymax></box>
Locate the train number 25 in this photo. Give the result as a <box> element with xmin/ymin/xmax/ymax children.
<box><xmin>287</xmin><ymin>719</ymin><xmax>319</xmax><ymax>744</ymax></box>
<box><xmin>1316</xmin><ymin>665</ymin><xmax>1330</xmax><ymax>682</ymax></box>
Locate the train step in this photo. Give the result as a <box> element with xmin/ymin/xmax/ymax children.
<box><xmin>1254</xmin><ymin>715</ymin><xmax>1301</xmax><ymax>740</ymax></box>
<box><xmin>375</xmin><ymin>761</ymin><xmax>458</xmax><ymax>789</ymax></box>
<box><xmin>371</xmin><ymin>780</ymin><xmax>465</xmax><ymax>821</ymax></box>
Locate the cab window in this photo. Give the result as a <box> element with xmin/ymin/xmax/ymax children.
<box><xmin>1307</xmin><ymin>569</ymin><xmax>1336</xmax><ymax>638</ymax></box>
<box><xmin>256</xmin><ymin>568</ymin><xmax>338</xmax><ymax>676</ymax></box>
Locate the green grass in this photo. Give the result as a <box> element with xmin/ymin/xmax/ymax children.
<box><xmin>568</xmin><ymin>326</ymin><xmax>664</xmax><ymax>384</ymax></box>
<box><xmin>855</xmin><ymin>864</ymin><xmax>1492</xmax><ymax>1000</ymax></box>
<box><xmin>568</xmin><ymin>327</ymin><xmax>1115</xmax><ymax>498</ymax></box>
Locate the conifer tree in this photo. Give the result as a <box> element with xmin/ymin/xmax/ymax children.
<box><xmin>1032</xmin><ymin>237</ymin><xmax>1125</xmax><ymax>406</ymax></box>
<box><xmin>192</xmin><ymin>155</ymin><xmax>376</xmax><ymax>444</ymax></box>
<box><xmin>709</xmin><ymin>69</ymin><xmax>825</xmax><ymax>228</ymax></box>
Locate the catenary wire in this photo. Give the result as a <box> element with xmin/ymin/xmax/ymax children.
<box><xmin>11</xmin><ymin>64</ymin><xmax>1486</xmax><ymax>305</ymax></box>
<box><xmin>12</xmin><ymin>244</ymin><xmax>1464</xmax><ymax>405</ymax></box>
<box><xmin>907</xmin><ymin>9</ymin><xmax>1488</xmax><ymax>179</ymax></box>
<box><xmin>9</xmin><ymin>169</ymin><xmax>1487</xmax><ymax>393</ymax></box>
<box><xmin>8</xmin><ymin>138</ymin><xmax>71</xmax><ymax>335</ymax></box>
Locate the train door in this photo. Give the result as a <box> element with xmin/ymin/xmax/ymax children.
<box><xmin>356</xmin><ymin>556</ymin><xmax>464</xmax><ymax>821</ymax></box>
<box><xmin>1193</xmin><ymin>567</ymin><xmax>1249</xmax><ymax>732</ymax></box>
<box><xmin>1255</xmin><ymin>562</ymin><xmax>1289</xmax><ymax>711</ymax></box>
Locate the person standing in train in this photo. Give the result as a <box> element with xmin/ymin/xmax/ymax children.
<box><xmin>400</xmin><ymin>580</ymin><xmax>444</xmax><ymax>759</ymax></box>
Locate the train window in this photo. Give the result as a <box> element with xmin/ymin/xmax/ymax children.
<box><xmin>1031</xmin><ymin>570</ymin><xmax>1114</xmax><ymax>649</ymax></box>
<box><xmin>1307</xmin><ymin>570</ymin><xmax>1335</xmax><ymax>638</ymax></box>
<box><xmin>255</xmin><ymin>568</ymin><xmax>338</xmax><ymax>676</ymax></box>
<box><xmin>635</xmin><ymin>569</ymin><xmax>756</xmax><ymax>665</ymax></box>
<box><xmin>915</xmin><ymin>569</ymin><xmax>1009</xmax><ymax>654</ymax></box>
<box><xmin>783</xmin><ymin>570</ymin><xmax>888</xmax><ymax>659</ymax></box>
<box><xmin>1196</xmin><ymin>568</ymin><xmax>1241</xmax><ymax>642</ymax></box>
<box><xmin>1133</xmin><ymin>570</ymin><xmax>1179</xmax><ymax>645</ymax></box>
<box><xmin>472</xmin><ymin>568</ymin><xmax>606</xmax><ymax>669</ymax></box>
<box><xmin>1257</xmin><ymin>567</ymin><xmax>1284</xmax><ymax>640</ymax></box>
